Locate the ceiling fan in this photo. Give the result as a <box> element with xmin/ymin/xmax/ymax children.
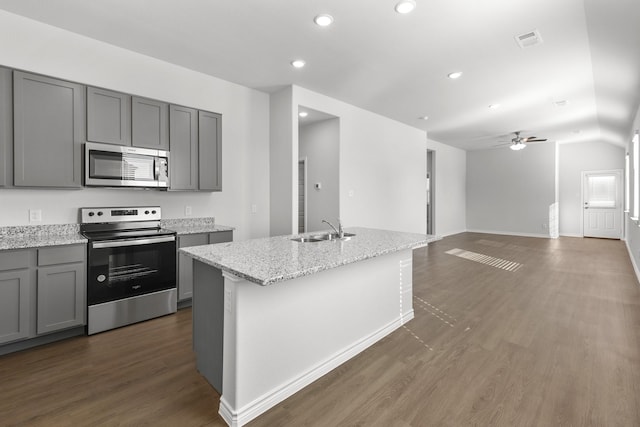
<box><xmin>501</xmin><ymin>131</ymin><xmax>547</xmax><ymax>151</ymax></box>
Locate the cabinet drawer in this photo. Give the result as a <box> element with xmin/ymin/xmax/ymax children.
<box><xmin>0</xmin><ymin>249</ymin><xmax>32</xmax><ymax>271</ymax></box>
<box><xmin>209</xmin><ymin>231</ymin><xmax>233</xmax><ymax>244</ymax></box>
<box><xmin>178</xmin><ymin>234</ymin><xmax>209</xmax><ymax>248</ymax></box>
<box><xmin>38</xmin><ymin>244</ymin><xmax>85</xmax><ymax>266</ymax></box>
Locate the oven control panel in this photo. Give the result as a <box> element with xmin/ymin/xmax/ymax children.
<box><xmin>81</xmin><ymin>206</ymin><xmax>161</xmax><ymax>223</ymax></box>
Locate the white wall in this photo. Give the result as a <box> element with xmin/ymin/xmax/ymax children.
<box><xmin>558</xmin><ymin>142</ymin><xmax>624</xmax><ymax>236</ymax></box>
<box><xmin>426</xmin><ymin>139</ymin><xmax>467</xmax><ymax>237</ymax></box>
<box><xmin>0</xmin><ymin>11</ymin><xmax>270</xmax><ymax>241</ymax></box>
<box><xmin>466</xmin><ymin>143</ymin><xmax>557</xmax><ymax>237</ymax></box>
<box><xmin>625</xmin><ymin>105</ymin><xmax>640</xmax><ymax>281</ymax></box>
<box><xmin>269</xmin><ymin>87</ymin><xmax>294</xmax><ymax>237</ymax></box>
<box><xmin>278</xmin><ymin>86</ymin><xmax>427</xmax><ymax>234</ymax></box>
<box><xmin>299</xmin><ymin>118</ymin><xmax>340</xmax><ymax>232</ymax></box>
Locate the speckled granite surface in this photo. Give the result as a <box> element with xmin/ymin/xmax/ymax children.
<box><xmin>180</xmin><ymin>227</ymin><xmax>435</xmax><ymax>286</ymax></box>
<box><xmin>0</xmin><ymin>224</ymin><xmax>87</xmax><ymax>250</ymax></box>
<box><xmin>161</xmin><ymin>217</ymin><xmax>234</xmax><ymax>235</ymax></box>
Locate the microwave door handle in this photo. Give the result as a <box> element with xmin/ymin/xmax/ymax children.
<box><xmin>92</xmin><ymin>236</ymin><xmax>175</xmax><ymax>249</ymax></box>
<box><xmin>154</xmin><ymin>157</ymin><xmax>160</xmax><ymax>180</ymax></box>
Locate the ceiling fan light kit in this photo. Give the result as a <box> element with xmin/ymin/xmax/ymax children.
<box><xmin>510</xmin><ymin>143</ymin><xmax>526</xmax><ymax>151</ymax></box>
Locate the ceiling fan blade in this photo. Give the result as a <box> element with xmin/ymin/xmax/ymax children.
<box><xmin>525</xmin><ymin>138</ymin><xmax>547</xmax><ymax>143</ymax></box>
<box><xmin>522</xmin><ymin>136</ymin><xmax>537</xmax><ymax>141</ymax></box>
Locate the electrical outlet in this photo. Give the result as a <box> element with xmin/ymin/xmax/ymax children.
<box><xmin>185</xmin><ymin>206</ymin><xmax>192</xmax><ymax>216</ymax></box>
<box><xmin>542</xmin><ymin>223</ymin><xmax>548</xmax><ymax>229</ymax></box>
<box><xmin>29</xmin><ymin>209</ymin><xmax>42</xmax><ymax>222</ymax></box>
<box><xmin>348</xmin><ymin>190</ymin><xmax>355</xmax><ymax>197</ymax></box>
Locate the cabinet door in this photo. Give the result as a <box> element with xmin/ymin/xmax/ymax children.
<box><xmin>132</xmin><ymin>96</ymin><xmax>169</xmax><ymax>150</ymax></box>
<box><xmin>36</xmin><ymin>263</ymin><xmax>85</xmax><ymax>334</ymax></box>
<box><xmin>0</xmin><ymin>67</ymin><xmax>12</xmax><ymax>187</ymax></box>
<box><xmin>0</xmin><ymin>269</ymin><xmax>30</xmax><ymax>344</ymax></box>
<box><xmin>13</xmin><ymin>71</ymin><xmax>84</xmax><ymax>188</ymax></box>
<box><xmin>169</xmin><ymin>105</ymin><xmax>198</xmax><ymax>190</ymax></box>
<box><xmin>198</xmin><ymin>111</ymin><xmax>222</xmax><ymax>191</ymax></box>
<box><xmin>87</xmin><ymin>87</ymin><xmax>131</xmax><ymax>146</ymax></box>
<box><xmin>178</xmin><ymin>233</ymin><xmax>209</xmax><ymax>301</ymax></box>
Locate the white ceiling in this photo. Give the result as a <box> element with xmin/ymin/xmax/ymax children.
<box><xmin>0</xmin><ymin>0</ymin><xmax>638</xmax><ymax>150</ymax></box>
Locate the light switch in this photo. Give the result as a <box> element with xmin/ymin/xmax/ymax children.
<box><xmin>185</xmin><ymin>206</ymin><xmax>192</xmax><ymax>216</ymax></box>
<box><xmin>251</xmin><ymin>204</ymin><xmax>257</xmax><ymax>214</ymax></box>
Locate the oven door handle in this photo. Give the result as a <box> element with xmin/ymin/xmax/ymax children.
<box><xmin>92</xmin><ymin>235</ymin><xmax>175</xmax><ymax>249</ymax></box>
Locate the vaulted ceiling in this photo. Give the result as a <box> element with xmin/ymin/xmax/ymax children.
<box><xmin>0</xmin><ymin>0</ymin><xmax>638</xmax><ymax>150</ymax></box>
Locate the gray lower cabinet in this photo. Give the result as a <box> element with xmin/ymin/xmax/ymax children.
<box><xmin>177</xmin><ymin>231</ymin><xmax>233</xmax><ymax>301</ymax></box>
<box><xmin>13</xmin><ymin>71</ymin><xmax>84</xmax><ymax>188</ymax></box>
<box><xmin>169</xmin><ymin>105</ymin><xmax>199</xmax><ymax>190</ymax></box>
<box><xmin>132</xmin><ymin>96</ymin><xmax>169</xmax><ymax>150</ymax></box>
<box><xmin>87</xmin><ymin>86</ymin><xmax>131</xmax><ymax>146</ymax></box>
<box><xmin>36</xmin><ymin>262</ymin><xmax>85</xmax><ymax>334</ymax></box>
<box><xmin>0</xmin><ymin>244</ymin><xmax>86</xmax><ymax>347</ymax></box>
<box><xmin>198</xmin><ymin>111</ymin><xmax>222</xmax><ymax>191</ymax></box>
<box><xmin>0</xmin><ymin>268</ymin><xmax>31</xmax><ymax>345</ymax></box>
<box><xmin>0</xmin><ymin>67</ymin><xmax>12</xmax><ymax>187</ymax></box>
<box><xmin>0</xmin><ymin>249</ymin><xmax>33</xmax><ymax>345</ymax></box>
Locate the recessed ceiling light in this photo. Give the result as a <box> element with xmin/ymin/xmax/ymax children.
<box><xmin>488</xmin><ymin>104</ymin><xmax>501</xmax><ymax>109</ymax></box>
<box><xmin>418</xmin><ymin>116</ymin><xmax>429</xmax><ymax>121</ymax></box>
<box><xmin>291</xmin><ymin>59</ymin><xmax>306</xmax><ymax>69</ymax></box>
<box><xmin>299</xmin><ymin>111</ymin><xmax>308</xmax><ymax>118</ymax></box>
<box><xmin>447</xmin><ymin>71</ymin><xmax>463</xmax><ymax>79</ymax></box>
<box><xmin>314</xmin><ymin>14</ymin><xmax>334</xmax><ymax>26</ymax></box>
<box><xmin>554</xmin><ymin>100</ymin><xmax>569</xmax><ymax>107</ymax></box>
<box><xmin>395</xmin><ymin>0</ymin><xmax>416</xmax><ymax>14</ymax></box>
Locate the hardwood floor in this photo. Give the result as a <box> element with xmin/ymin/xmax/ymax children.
<box><xmin>2</xmin><ymin>232</ymin><xmax>639</xmax><ymax>426</ymax></box>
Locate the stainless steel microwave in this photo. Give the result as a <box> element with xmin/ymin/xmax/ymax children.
<box><xmin>85</xmin><ymin>142</ymin><xmax>170</xmax><ymax>188</ymax></box>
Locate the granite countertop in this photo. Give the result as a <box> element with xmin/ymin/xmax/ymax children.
<box><xmin>0</xmin><ymin>217</ymin><xmax>234</xmax><ymax>250</ymax></box>
<box><xmin>162</xmin><ymin>219</ymin><xmax>235</xmax><ymax>235</ymax></box>
<box><xmin>180</xmin><ymin>227</ymin><xmax>436</xmax><ymax>286</ymax></box>
<box><xmin>0</xmin><ymin>224</ymin><xmax>87</xmax><ymax>251</ymax></box>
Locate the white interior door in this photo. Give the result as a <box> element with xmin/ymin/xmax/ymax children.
<box><xmin>582</xmin><ymin>170</ymin><xmax>623</xmax><ymax>239</ymax></box>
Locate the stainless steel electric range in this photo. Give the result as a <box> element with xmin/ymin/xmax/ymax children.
<box><xmin>80</xmin><ymin>206</ymin><xmax>177</xmax><ymax>335</ymax></box>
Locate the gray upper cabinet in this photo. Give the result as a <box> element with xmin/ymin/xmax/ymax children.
<box><xmin>169</xmin><ymin>105</ymin><xmax>198</xmax><ymax>190</ymax></box>
<box><xmin>87</xmin><ymin>87</ymin><xmax>131</xmax><ymax>146</ymax></box>
<box><xmin>0</xmin><ymin>67</ymin><xmax>12</xmax><ymax>187</ymax></box>
<box><xmin>13</xmin><ymin>71</ymin><xmax>83</xmax><ymax>188</ymax></box>
<box><xmin>198</xmin><ymin>111</ymin><xmax>222</xmax><ymax>191</ymax></box>
<box><xmin>132</xmin><ymin>96</ymin><xmax>169</xmax><ymax>150</ymax></box>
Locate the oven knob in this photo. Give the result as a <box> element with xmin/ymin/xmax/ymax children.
<box><xmin>97</xmin><ymin>274</ymin><xmax>106</xmax><ymax>283</ymax></box>
<box><xmin>151</xmin><ymin>210</ymin><xmax>157</xmax><ymax>214</ymax></box>
<box><xmin>145</xmin><ymin>210</ymin><xmax>150</xmax><ymax>215</ymax></box>
<box><xmin>88</xmin><ymin>212</ymin><xmax>94</xmax><ymax>217</ymax></box>
<box><xmin>97</xmin><ymin>211</ymin><xmax>103</xmax><ymax>216</ymax></box>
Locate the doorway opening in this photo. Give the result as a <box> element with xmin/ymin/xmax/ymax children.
<box><xmin>298</xmin><ymin>159</ymin><xmax>307</xmax><ymax>233</ymax></box>
<box><xmin>427</xmin><ymin>149</ymin><xmax>435</xmax><ymax>235</ymax></box>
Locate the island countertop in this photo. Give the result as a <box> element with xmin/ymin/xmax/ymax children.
<box><xmin>179</xmin><ymin>227</ymin><xmax>435</xmax><ymax>286</ymax></box>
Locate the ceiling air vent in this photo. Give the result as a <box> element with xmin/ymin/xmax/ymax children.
<box><xmin>515</xmin><ymin>29</ymin><xmax>543</xmax><ymax>48</ymax></box>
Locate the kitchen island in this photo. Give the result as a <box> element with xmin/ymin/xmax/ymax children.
<box><xmin>180</xmin><ymin>227</ymin><xmax>434</xmax><ymax>427</ymax></box>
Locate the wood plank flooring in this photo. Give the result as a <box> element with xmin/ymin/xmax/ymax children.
<box><xmin>2</xmin><ymin>232</ymin><xmax>639</xmax><ymax>426</ymax></box>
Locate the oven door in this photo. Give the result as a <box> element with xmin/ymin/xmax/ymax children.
<box><xmin>87</xmin><ymin>235</ymin><xmax>176</xmax><ymax>305</ymax></box>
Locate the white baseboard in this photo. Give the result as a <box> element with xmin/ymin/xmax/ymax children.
<box><xmin>218</xmin><ymin>316</ymin><xmax>406</xmax><ymax>427</ymax></box>
<box><xmin>625</xmin><ymin>239</ymin><xmax>640</xmax><ymax>285</ymax></box>
<box><xmin>559</xmin><ymin>233</ymin><xmax>583</xmax><ymax>238</ymax></box>
<box><xmin>466</xmin><ymin>229</ymin><xmax>550</xmax><ymax>239</ymax></box>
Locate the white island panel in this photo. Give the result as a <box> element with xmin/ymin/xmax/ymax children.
<box><xmin>194</xmin><ymin>249</ymin><xmax>413</xmax><ymax>426</ymax></box>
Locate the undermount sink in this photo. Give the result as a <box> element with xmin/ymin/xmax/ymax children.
<box><xmin>315</xmin><ymin>232</ymin><xmax>356</xmax><ymax>241</ymax></box>
<box><xmin>291</xmin><ymin>232</ymin><xmax>356</xmax><ymax>243</ymax></box>
<box><xmin>291</xmin><ymin>236</ymin><xmax>323</xmax><ymax>243</ymax></box>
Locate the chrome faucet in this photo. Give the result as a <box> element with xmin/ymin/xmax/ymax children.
<box><xmin>322</xmin><ymin>219</ymin><xmax>344</xmax><ymax>238</ymax></box>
